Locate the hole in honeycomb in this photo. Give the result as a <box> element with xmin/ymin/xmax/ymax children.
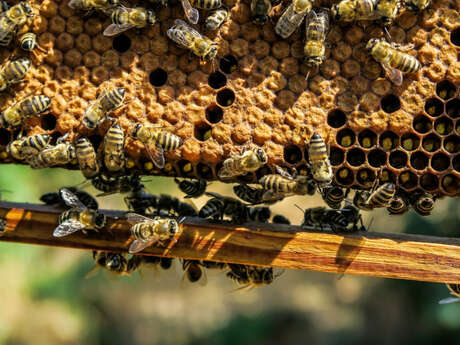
<box><xmin>49</xmin><ymin>131</ymin><xmax>63</xmax><ymax>145</ymax></box>
<box><xmin>441</xmin><ymin>174</ymin><xmax>458</xmax><ymax>194</ymax></box>
<box><xmin>336</xmin><ymin>128</ymin><xmax>356</xmax><ymax>148</ymax></box>
<box><xmin>205</xmin><ymin>104</ymin><xmax>224</xmax><ymax>124</ymax></box>
<box><xmin>357</xmin><ymin>168</ymin><xmax>375</xmax><ymax>187</ymax></box>
<box><xmin>381</xmin><ymin>94</ymin><xmax>401</xmax><ymax>113</ymax></box>
<box><xmin>88</xmin><ymin>135</ymin><xmax>103</xmax><ymax>151</ymax></box>
<box><xmin>389</xmin><ymin>150</ymin><xmax>408</xmax><ymax>169</ymax></box>
<box><xmin>296</xmin><ymin>164</ymin><xmax>310</xmax><ymax>177</ymax></box>
<box><xmin>424</xmin><ymin>98</ymin><xmax>444</xmax><ymax>117</ymax></box>
<box><xmin>379</xmin><ymin>131</ymin><xmax>398</xmax><ymax>151</ymax></box>
<box><xmin>327</xmin><ymin>109</ymin><xmax>346</xmax><ymax>128</ymax></box>
<box><xmin>420</xmin><ymin>174</ymin><xmax>438</xmax><ymax>191</ymax></box>
<box><xmin>149</xmin><ymin>68</ymin><xmax>168</xmax><ymax>87</ymax></box>
<box><xmin>399</xmin><ymin>171</ymin><xmax>418</xmax><ymax>190</ymax></box>
<box><xmin>178</xmin><ymin>160</ymin><xmax>194</xmax><ymax>177</ymax></box>
<box><xmin>443</xmin><ymin>135</ymin><xmax>460</xmax><ymax>153</ymax></box>
<box><xmin>410</xmin><ymin>151</ymin><xmax>428</xmax><ymax>170</ymax></box>
<box><xmin>112</xmin><ymin>34</ymin><xmax>131</xmax><ymax>53</ymax></box>
<box><xmin>401</xmin><ymin>133</ymin><xmax>420</xmax><ymax>151</ymax></box>
<box><xmin>329</xmin><ymin>146</ymin><xmax>345</xmax><ymax>166</ymax></box>
<box><xmin>347</xmin><ymin>148</ymin><xmax>365</xmax><ymax>166</ymax></box>
<box><xmin>368</xmin><ymin>149</ymin><xmax>387</xmax><ymax>168</ymax></box>
<box><xmin>380</xmin><ymin>169</ymin><xmax>395</xmax><ymax>183</ymax></box>
<box><xmin>434</xmin><ymin>117</ymin><xmax>453</xmax><ymax>135</ymax></box>
<box><xmin>422</xmin><ymin>133</ymin><xmax>441</xmax><ymax>152</ymax></box>
<box><xmin>336</xmin><ymin>167</ymin><xmax>354</xmax><ymax>185</ymax></box>
<box><xmin>431</xmin><ymin>152</ymin><xmax>450</xmax><ymax>171</ymax></box>
<box><xmin>436</xmin><ymin>80</ymin><xmax>456</xmax><ymax>100</ymax></box>
<box><xmin>0</xmin><ymin>128</ymin><xmax>10</xmax><ymax>146</ymax></box>
<box><xmin>40</xmin><ymin>114</ymin><xmax>56</xmax><ymax>131</ymax></box>
<box><xmin>208</xmin><ymin>72</ymin><xmax>227</xmax><ymax>89</ymax></box>
<box><xmin>453</xmin><ymin>155</ymin><xmax>460</xmax><ymax>173</ymax></box>
<box><xmin>413</xmin><ymin>115</ymin><xmax>432</xmax><ymax>134</ymax></box>
<box><xmin>256</xmin><ymin>165</ymin><xmax>273</xmax><ymax>180</ymax></box>
<box><xmin>284</xmin><ymin>145</ymin><xmax>302</xmax><ymax>164</ymax></box>
<box><xmin>220</xmin><ymin>55</ymin><xmax>238</xmax><ymax>74</ymax></box>
<box><xmin>196</xmin><ymin>163</ymin><xmax>213</xmax><ymax>179</ymax></box>
<box><xmin>194</xmin><ymin>122</ymin><xmax>212</xmax><ymax>141</ymax></box>
<box><xmin>451</xmin><ymin>27</ymin><xmax>460</xmax><ymax>46</ymax></box>
<box><xmin>358</xmin><ymin>130</ymin><xmax>377</xmax><ymax>148</ymax></box>
<box><xmin>216</xmin><ymin>88</ymin><xmax>235</xmax><ymax>107</ymax></box>
<box><xmin>446</xmin><ymin>99</ymin><xmax>460</xmax><ymax>118</ymax></box>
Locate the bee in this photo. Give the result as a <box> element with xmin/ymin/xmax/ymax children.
<box><xmin>40</xmin><ymin>187</ymin><xmax>99</xmax><ymax>210</ymax></box>
<box><xmin>366</xmin><ymin>39</ymin><xmax>421</xmax><ymax>86</ymax></box>
<box><xmin>233</xmin><ymin>184</ymin><xmax>284</xmax><ymax>205</ymax></box>
<box><xmin>387</xmin><ymin>193</ymin><xmax>410</xmax><ymax>215</ymax></box>
<box><xmin>87</xmin><ymin>251</ymin><xmax>142</xmax><ymax>278</ymax></box>
<box><xmin>227</xmin><ymin>264</ymin><xmax>276</xmax><ymax>289</ymax></box>
<box><xmin>174</xmin><ymin>178</ymin><xmax>207</xmax><ymax>198</ymax></box>
<box><xmin>0</xmin><ymin>58</ymin><xmax>31</xmax><ymax>92</ymax></box>
<box><xmin>91</xmin><ymin>174</ymin><xmax>140</xmax><ymax>196</ymax></box>
<box><xmin>132</xmin><ymin>123</ymin><xmax>183</xmax><ymax>169</ymax></box>
<box><xmin>126</xmin><ymin>212</ymin><xmax>182</xmax><ymax>253</ymax></box>
<box><xmin>218</xmin><ymin>147</ymin><xmax>268</xmax><ymax>179</ymax></box>
<box><xmin>124</xmin><ymin>183</ymin><xmax>158</xmax><ymax>214</ymax></box>
<box><xmin>340</xmin><ymin>201</ymin><xmax>366</xmax><ymax>232</ymax></box>
<box><xmin>69</xmin><ymin>0</ymin><xmax>119</xmax><ymax>11</ymax></box>
<box><xmin>7</xmin><ymin>133</ymin><xmax>50</xmax><ymax>161</ymax></box>
<box><xmin>182</xmin><ymin>259</ymin><xmax>207</xmax><ymax>285</ymax></box>
<box><xmin>104</xmin><ymin>123</ymin><xmax>125</xmax><ymax>172</ymax></box>
<box><xmin>167</xmin><ymin>19</ymin><xmax>219</xmax><ymax>61</ymax></box>
<box><xmin>300</xmin><ymin>206</ymin><xmax>348</xmax><ymax>232</ymax></box>
<box><xmin>353</xmin><ymin>182</ymin><xmax>396</xmax><ymax>211</ymax></box>
<box><xmin>202</xmin><ymin>192</ymin><xmax>248</xmax><ymax>223</ymax></box>
<box><xmin>248</xmin><ymin>206</ymin><xmax>271</xmax><ymax>223</ymax></box>
<box><xmin>250</xmin><ymin>0</ymin><xmax>272</xmax><ymax>25</ymax></box>
<box><xmin>201</xmin><ymin>260</ymin><xmax>226</xmax><ymax>270</ymax></box>
<box><xmin>29</xmin><ymin>135</ymin><xmax>75</xmax><ymax>169</ymax></box>
<box><xmin>82</xmin><ymin>87</ymin><xmax>125</xmax><ymax>129</ymax></box>
<box><xmin>75</xmin><ymin>137</ymin><xmax>100</xmax><ymax>179</ymax></box>
<box><xmin>439</xmin><ymin>283</ymin><xmax>460</xmax><ymax>305</ymax></box>
<box><xmin>321</xmin><ymin>186</ymin><xmax>349</xmax><ymax>209</ymax></box>
<box><xmin>411</xmin><ymin>193</ymin><xmax>435</xmax><ymax>217</ymax></box>
<box><xmin>375</xmin><ymin>0</ymin><xmax>400</xmax><ymax>24</ymax></box>
<box><xmin>0</xmin><ymin>95</ymin><xmax>51</xmax><ymax>129</ymax></box>
<box><xmin>103</xmin><ymin>6</ymin><xmax>156</xmax><ymax>36</ymax></box>
<box><xmin>205</xmin><ymin>8</ymin><xmax>228</xmax><ymax>31</ymax></box>
<box><xmin>272</xmin><ymin>214</ymin><xmax>290</xmax><ymax>225</ymax></box>
<box><xmin>308</xmin><ymin>133</ymin><xmax>333</xmax><ymax>188</ymax></box>
<box><xmin>304</xmin><ymin>9</ymin><xmax>330</xmax><ymax>69</ymax></box>
<box><xmin>0</xmin><ymin>2</ymin><xmax>34</xmax><ymax>44</ymax></box>
<box><xmin>198</xmin><ymin>197</ymin><xmax>225</xmax><ymax>220</ymax></box>
<box><xmin>405</xmin><ymin>0</ymin><xmax>430</xmax><ymax>11</ymax></box>
<box><xmin>53</xmin><ymin>188</ymin><xmax>106</xmax><ymax>237</ymax></box>
<box><xmin>18</xmin><ymin>32</ymin><xmax>45</xmax><ymax>52</ymax></box>
<box><xmin>275</xmin><ymin>1</ymin><xmax>311</xmax><ymax>39</ymax></box>
<box><xmin>331</xmin><ymin>0</ymin><xmax>378</xmax><ymax>22</ymax></box>
<box><xmin>180</xmin><ymin>0</ymin><xmax>222</xmax><ymax>25</ymax></box>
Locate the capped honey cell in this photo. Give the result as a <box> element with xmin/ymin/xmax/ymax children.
<box><xmin>284</xmin><ymin>144</ymin><xmax>302</xmax><ymax>164</ymax></box>
<box><xmin>422</xmin><ymin>133</ymin><xmax>441</xmax><ymax>152</ymax></box>
<box><xmin>327</xmin><ymin>109</ymin><xmax>347</xmax><ymax>128</ymax></box>
<box><xmin>337</xmin><ymin>128</ymin><xmax>356</xmax><ymax>148</ymax></box>
<box><xmin>434</xmin><ymin>117</ymin><xmax>453</xmax><ymax>135</ymax></box>
<box><xmin>446</xmin><ymin>99</ymin><xmax>459</xmax><ymax>118</ymax></box>
<box><xmin>401</xmin><ymin>133</ymin><xmax>420</xmax><ymax>151</ymax></box>
<box><xmin>379</xmin><ymin>131</ymin><xmax>399</xmax><ymax>151</ymax></box>
<box><xmin>425</xmin><ymin>97</ymin><xmax>444</xmax><ymax>117</ymax></box>
<box><xmin>358</xmin><ymin>130</ymin><xmax>377</xmax><ymax>148</ymax></box>
<box><xmin>436</xmin><ymin>80</ymin><xmax>456</xmax><ymax>100</ymax></box>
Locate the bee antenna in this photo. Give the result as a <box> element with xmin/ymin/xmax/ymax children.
<box><xmin>294</xmin><ymin>204</ymin><xmax>305</xmax><ymax>213</ymax></box>
<box><xmin>366</xmin><ymin>217</ymin><xmax>374</xmax><ymax>231</ymax></box>
<box><xmin>305</xmin><ymin>70</ymin><xmax>310</xmax><ymax>82</ymax></box>
<box><xmin>384</xmin><ymin>27</ymin><xmax>391</xmax><ymax>40</ymax></box>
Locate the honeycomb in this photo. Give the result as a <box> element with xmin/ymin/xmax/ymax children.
<box><xmin>0</xmin><ymin>0</ymin><xmax>458</xmax><ymax>197</ymax></box>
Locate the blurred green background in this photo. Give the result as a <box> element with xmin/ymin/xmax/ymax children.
<box><xmin>0</xmin><ymin>165</ymin><xmax>458</xmax><ymax>345</ymax></box>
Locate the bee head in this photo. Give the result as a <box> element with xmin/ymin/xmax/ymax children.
<box><xmin>20</xmin><ymin>2</ymin><xmax>34</xmax><ymax>16</ymax></box>
<box><xmin>366</xmin><ymin>39</ymin><xmax>379</xmax><ymax>52</ymax></box>
<box><xmin>255</xmin><ymin>148</ymin><xmax>267</xmax><ymax>164</ymax></box>
<box><xmin>146</xmin><ymin>10</ymin><xmax>156</xmax><ymax>25</ymax></box>
<box><xmin>106</xmin><ymin>253</ymin><xmax>123</xmax><ymax>270</ymax></box>
<box><xmin>94</xmin><ymin>213</ymin><xmax>106</xmax><ymax>228</ymax></box>
<box><xmin>251</xmin><ymin>15</ymin><xmax>268</xmax><ymax>25</ymax></box>
<box><xmin>132</xmin><ymin>123</ymin><xmax>142</xmax><ymax>138</ymax></box>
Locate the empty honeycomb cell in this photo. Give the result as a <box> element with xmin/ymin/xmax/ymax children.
<box><xmin>381</xmin><ymin>94</ymin><xmax>401</xmax><ymax>113</ymax></box>
<box><xmin>327</xmin><ymin>109</ymin><xmax>347</xmax><ymax>128</ymax></box>
<box><xmin>149</xmin><ymin>68</ymin><xmax>168</xmax><ymax>87</ymax></box>
<box><xmin>436</xmin><ymin>80</ymin><xmax>456</xmax><ymax>100</ymax></box>
<box><xmin>0</xmin><ymin>129</ymin><xmax>9</xmax><ymax>146</ymax></box>
<box><xmin>446</xmin><ymin>99</ymin><xmax>459</xmax><ymax>118</ymax></box>
<box><xmin>205</xmin><ymin>105</ymin><xmax>224</xmax><ymax>124</ymax></box>
<box><xmin>368</xmin><ymin>149</ymin><xmax>386</xmax><ymax>168</ymax></box>
<box><xmin>420</xmin><ymin>173</ymin><xmax>438</xmax><ymax>191</ymax></box>
<box><xmin>453</xmin><ymin>155</ymin><xmax>460</xmax><ymax>173</ymax></box>
<box><xmin>358</xmin><ymin>130</ymin><xmax>377</xmax><ymax>148</ymax></box>
<box><xmin>422</xmin><ymin>133</ymin><xmax>441</xmax><ymax>152</ymax></box>
<box><xmin>216</xmin><ymin>89</ymin><xmax>235</xmax><ymax>107</ymax></box>
<box><xmin>196</xmin><ymin>163</ymin><xmax>214</xmax><ymax>179</ymax></box>
<box><xmin>357</xmin><ymin>168</ymin><xmax>375</xmax><ymax>187</ymax></box>
<box><xmin>347</xmin><ymin>148</ymin><xmax>366</xmax><ymax>167</ymax></box>
<box><xmin>329</xmin><ymin>146</ymin><xmax>345</xmax><ymax>166</ymax></box>
<box><xmin>389</xmin><ymin>150</ymin><xmax>408</xmax><ymax>169</ymax></box>
<box><xmin>399</xmin><ymin>171</ymin><xmax>418</xmax><ymax>190</ymax></box>
<box><xmin>434</xmin><ymin>116</ymin><xmax>454</xmax><ymax>135</ymax></box>
<box><xmin>410</xmin><ymin>151</ymin><xmax>429</xmax><ymax>170</ymax></box>
<box><xmin>424</xmin><ymin>97</ymin><xmax>444</xmax><ymax>117</ymax></box>
<box><xmin>441</xmin><ymin>174</ymin><xmax>459</xmax><ymax>194</ymax></box>
<box><xmin>451</xmin><ymin>27</ymin><xmax>460</xmax><ymax>46</ymax></box>
<box><xmin>401</xmin><ymin>133</ymin><xmax>420</xmax><ymax>151</ymax></box>
<box><xmin>443</xmin><ymin>135</ymin><xmax>460</xmax><ymax>153</ymax></box>
<box><xmin>113</xmin><ymin>34</ymin><xmax>131</xmax><ymax>53</ymax></box>
<box><xmin>284</xmin><ymin>145</ymin><xmax>303</xmax><ymax>164</ymax></box>
<box><xmin>41</xmin><ymin>114</ymin><xmax>57</xmax><ymax>131</ymax></box>
<box><xmin>194</xmin><ymin>123</ymin><xmax>213</xmax><ymax>141</ymax></box>
<box><xmin>336</xmin><ymin>128</ymin><xmax>356</xmax><ymax>148</ymax></box>
<box><xmin>413</xmin><ymin>115</ymin><xmax>432</xmax><ymax>134</ymax></box>
<box><xmin>379</xmin><ymin>131</ymin><xmax>398</xmax><ymax>151</ymax></box>
<box><xmin>431</xmin><ymin>152</ymin><xmax>450</xmax><ymax>171</ymax></box>
<box><xmin>208</xmin><ymin>72</ymin><xmax>227</xmax><ymax>90</ymax></box>
<box><xmin>336</xmin><ymin>167</ymin><xmax>354</xmax><ymax>186</ymax></box>
<box><xmin>220</xmin><ymin>55</ymin><xmax>238</xmax><ymax>74</ymax></box>
<box><xmin>177</xmin><ymin>160</ymin><xmax>194</xmax><ymax>177</ymax></box>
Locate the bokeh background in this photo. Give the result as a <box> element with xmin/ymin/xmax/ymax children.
<box><xmin>0</xmin><ymin>165</ymin><xmax>458</xmax><ymax>345</ymax></box>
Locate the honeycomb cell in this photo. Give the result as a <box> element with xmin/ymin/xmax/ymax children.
<box><xmin>336</xmin><ymin>167</ymin><xmax>354</xmax><ymax>186</ymax></box>
<box><xmin>256</xmin><ymin>165</ymin><xmax>273</xmax><ymax>180</ymax></box>
<box><xmin>205</xmin><ymin>105</ymin><xmax>224</xmax><ymax>124</ymax></box>
<box><xmin>401</xmin><ymin>133</ymin><xmax>420</xmax><ymax>151</ymax></box>
<box><xmin>196</xmin><ymin>163</ymin><xmax>214</xmax><ymax>179</ymax></box>
<box><xmin>443</xmin><ymin>135</ymin><xmax>460</xmax><ymax>153</ymax></box>
<box><xmin>178</xmin><ymin>160</ymin><xmax>194</xmax><ymax>177</ymax></box>
<box><xmin>356</xmin><ymin>168</ymin><xmax>375</xmax><ymax>187</ymax></box>
<box><xmin>220</xmin><ymin>55</ymin><xmax>238</xmax><ymax>74</ymax></box>
<box><xmin>347</xmin><ymin>148</ymin><xmax>365</xmax><ymax>167</ymax></box>
<box><xmin>453</xmin><ymin>155</ymin><xmax>460</xmax><ymax>173</ymax></box>
<box><xmin>434</xmin><ymin>116</ymin><xmax>453</xmax><ymax>136</ymax></box>
<box><xmin>113</xmin><ymin>34</ymin><xmax>131</xmax><ymax>53</ymax></box>
<box><xmin>284</xmin><ymin>145</ymin><xmax>302</xmax><ymax>164</ymax></box>
<box><xmin>431</xmin><ymin>152</ymin><xmax>450</xmax><ymax>171</ymax></box>
<box><xmin>379</xmin><ymin>131</ymin><xmax>398</xmax><ymax>151</ymax></box>
<box><xmin>436</xmin><ymin>80</ymin><xmax>456</xmax><ymax>100</ymax></box>
<box><xmin>208</xmin><ymin>72</ymin><xmax>227</xmax><ymax>89</ymax></box>
<box><xmin>149</xmin><ymin>68</ymin><xmax>168</xmax><ymax>87</ymax></box>
<box><xmin>216</xmin><ymin>88</ymin><xmax>235</xmax><ymax>107</ymax></box>
<box><xmin>194</xmin><ymin>123</ymin><xmax>213</xmax><ymax>141</ymax></box>
<box><xmin>358</xmin><ymin>130</ymin><xmax>377</xmax><ymax>148</ymax></box>
<box><xmin>451</xmin><ymin>27</ymin><xmax>460</xmax><ymax>46</ymax></box>
<box><xmin>381</xmin><ymin>94</ymin><xmax>401</xmax><ymax>113</ymax></box>
<box><xmin>330</xmin><ymin>146</ymin><xmax>345</xmax><ymax>166</ymax></box>
<box><xmin>446</xmin><ymin>99</ymin><xmax>459</xmax><ymax>118</ymax></box>
<box><xmin>424</xmin><ymin>97</ymin><xmax>444</xmax><ymax>117</ymax></box>
<box><xmin>413</xmin><ymin>115</ymin><xmax>432</xmax><ymax>134</ymax></box>
<box><xmin>380</xmin><ymin>169</ymin><xmax>395</xmax><ymax>183</ymax></box>
<box><xmin>441</xmin><ymin>174</ymin><xmax>459</xmax><ymax>194</ymax></box>
<box><xmin>399</xmin><ymin>171</ymin><xmax>418</xmax><ymax>190</ymax></box>
<box><xmin>389</xmin><ymin>150</ymin><xmax>408</xmax><ymax>169</ymax></box>
<box><xmin>368</xmin><ymin>149</ymin><xmax>386</xmax><ymax>168</ymax></box>
<box><xmin>0</xmin><ymin>128</ymin><xmax>9</xmax><ymax>146</ymax></box>
<box><xmin>327</xmin><ymin>109</ymin><xmax>346</xmax><ymax>128</ymax></box>
<box><xmin>410</xmin><ymin>151</ymin><xmax>429</xmax><ymax>170</ymax></box>
<box><xmin>420</xmin><ymin>173</ymin><xmax>438</xmax><ymax>191</ymax></box>
<box><xmin>336</xmin><ymin>128</ymin><xmax>356</xmax><ymax>148</ymax></box>
<box><xmin>41</xmin><ymin>114</ymin><xmax>57</xmax><ymax>131</ymax></box>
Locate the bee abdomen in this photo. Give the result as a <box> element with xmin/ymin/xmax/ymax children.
<box><xmin>191</xmin><ymin>0</ymin><xmax>221</xmax><ymax>9</ymax></box>
<box><xmin>393</xmin><ymin>52</ymin><xmax>421</xmax><ymax>73</ymax></box>
<box><xmin>100</xmin><ymin>88</ymin><xmax>125</xmax><ymax>111</ymax></box>
<box><xmin>369</xmin><ymin>183</ymin><xmax>395</xmax><ymax>207</ymax></box>
<box><xmin>19</xmin><ymin>33</ymin><xmax>36</xmax><ymax>51</ymax></box>
<box><xmin>19</xmin><ymin>95</ymin><xmax>51</xmax><ymax>116</ymax></box>
<box><xmin>260</xmin><ymin>175</ymin><xmax>294</xmax><ymax>193</ymax></box>
<box><xmin>156</xmin><ymin>132</ymin><xmax>183</xmax><ymax>151</ymax></box>
<box><xmin>23</xmin><ymin>133</ymin><xmax>50</xmax><ymax>151</ymax></box>
<box><xmin>309</xmin><ymin>133</ymin><xmax>328</xmax><ymax>162</ymax></box>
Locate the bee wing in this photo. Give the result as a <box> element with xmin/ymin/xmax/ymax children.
<box><xmin>145</xmin><ymin>144</ymin><xmax>165</xmax><ymax>169</ymax></box>
<box><xmin>53</xmin><ymin>219</ymin><xmax>85</xmax><ymax>237</ymax></box>
<box><xmin>439</xmin><ymin>297</ymin><xmax>460</xmax><ymax>305</ymax></box>
<box><xmin>125</xmin><ymin>212</ymin><xmax>154</xmax><ymax>224</ymax></box>
<box><xmin>274</xmin><ymin>165</ymin><xmax>293</xmax><ymax>179</ymax></box>
<box><xmin>59</xmin><ymin>188</ymin><xmax>87</xmax><ymax>211</ymax></box>
<box><xmin>382</xmin><ymin>63</ymin><xmax>403</xmax><ymax>86</ymax></box>
<box><xmin>180</xmin><ymin>0</ymin><xmax>199</xmax><ymax>24</ymax></box>
<box><xmin>129</xmin><ymin>238</ymin><xmax>158</xmax><ymax>254</ymax></box>
<box><xmin>217</xmin><ymin>167</ymin><xmax>236</xmax><ymax>179</ymax></box>
<box><xmin>103</xmin><ymin>23</ymin><xmax>136</xmax><ymax>36</ymax></box>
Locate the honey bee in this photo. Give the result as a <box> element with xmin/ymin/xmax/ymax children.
<box><xmin>29</xmin><ymin>134</ymin><xmax>75</xmax><ymax>169</ymax></box>
<box><xmin>7</xmin><ymin>133</ymin><xmax>50</xmax><ymax>161</ymax></box>
<box><xmin>198</xmin><ymin>196</ymin><xmax>225</xmax><ymax>220</ymax></box>
<box><xmin>103</xmin><ymin>6</ymin><xmax>156</xmax><ymax>36</ymax></box>
<box><xmin>75</xmin><ymin>137</ymin><xmax>100</xmax><ymax>179</ymax></box>
<box><xmin>0</xmin><ymin>58</ymin><xmax>31</xmax><ymax>92</ymax></box>
<box><xmin>233</xmin><ymin>184</ymin><xmax>284</xmax><ymax>205</ymax></box>
<box><xmin>92</xmin><ymin>174</ymin><xmax>140</xmax><ymax>196</ymax></box>
<box><xmin>132</xmin><ymin>123</ymin><xmax>183</xmax><ymax>169</ymax></box>
<box><xmin>86</xmin><ymin>251</ymin><xmax>142</xmax><ymax>278</ymax></box>
<box><xmin>331</xmin><ymin>0</ymin><xmax>378</xmax><ymax>22</ymax></box>
<box><xmin>248</xmin><ymin>206</ymin><xmax>271</xmax><ymax>223</ymax></box>
<box><xmin>300</xmin><ymin>206</ymin><xmax>348</xmax><ymax>232</ymax></box>
<box><xmin>104</xmin><ymin>123</ymin><xmax>125</xmax><ymax>172</ymax></box>
<box><xmin>405</xmin><ymin>0</ymin><xmax>430</xmax><ymax>11</ymax></box>
<box><xmin>40</xmin><ymin>187</ymin><xmax>99</xmax><ymax>210</ymax></box>
<box><xmin>340</xmin><ymin>200</ymin><xmax>366</xmax><ymax>232</ymax></box>
<box><xmin>226</xmin><ymin>264</ymin><xmax>277</xmax><ymax>289</ymax></box>
<box><xmin>375</xmin><ymin>0</ymin><xmax>400</xmax><ymax>24</ymax></box>
<box><xmin>18</xmin><ymin>32</ymin><xmax>45</xmax><ymax>52</ymax></box>
<box><xmin>200</xmin><ymin>260</ymin><xmax>226</xmax><ymax>270</ymax></box>
<box><xmin>366</xmin><ymin>39</ymin><xmax>421</xmax><ymax>86</ymax></box>
<box><xmin>0</xmin><ymin>95</ymin><xmax>51</xmax><ymax>129</ymax></box>
<box><xmin>439</xmin><ymin>283</ymin><xmax>460</xmax><ymax>305</ymax></box>
<box><xmin>218</xmin><ymin>147</ymin><xmax>268</xmax><ymax>179</ymax></box>
<box><xmin>167</xmin><ymin>19</ymin><xmax>219</xmax><ymax>61</ymax></box>
<box><xmin>272</xmin><ymin>214</ymin><xmax>290</xmax><ymax>225</ymax></box>
<box><xmin>182</xmin><ymin>259</ymin><xmax>207</xmax><ymax>285</ymax></box>
<box><xmin>199</xmin><ymin>192</ymin><xmax>248</xmax><ymax>222</ymax></box>
<box><xmin>174</xmin><ymin>178</ymin><xmax>207</xmax><ymax>198</ymax></box>
<box><xmin>53</xmin><ymin>188</ymin><xmax>106</xmax><ymax>237</ymax></box>
<box><xmin>353</xmin><ymin>182</ymin><xmax>396</xmax><ymax>210</ymax></box>
<box><xmin>82</xmin><ymin>87</ymin><xmax>125</xmax><ymax>129</ymax></box>
<box><xmin>411</xmin><ymin>193</ymin><xmax>435</xmax><ymax>217</ymax></box>
<box><xmin>69</xmin><ymin>0</ymin><xmax>119</xmax><ymax>11</ymax></box>
<box><xmin>308</xmin><ymin>132</ymin><xmax>333</xmax><ymax>188</ymax></box>
<box><xmin>321</xmin><ymin>186</ymin><xmax>349</xmax><ymax>209</ymax></box>
<box><xmin>0</xmin><ymin>2</ymin><xmax>33</xmax><ymax>44</ymax></box>
<box><xmin>126</xmin><ymin>212</ymin><xmax>182</xmax><ymax>253</ymax></box>
<box><xmin>304</xmin><ymin>9</ymin><xmax>330</xmax><ymax>69</ymax></box>
<box><xmin>205</xmin><ymin>8</ymin><xmax>228</xmax><ymax>31</ymax></box>
<box><xmin>124</xmin><ymin>182</ymin><xmax>158</xmax><ymax>214</ymax></box>
<box><xmin>275</xmin><ymin>1</ymin><xmax>311</xmax><ymax>39</ymax></box>
<box><xmin>250</xmin><ymin>0</ymin><xmax>272</xmax><ymax>25</ymax></box>
<box><xmin>387</xmin><ymin>193</ymin><xmax>410</xmax><ymax>215</ymax></box>
<box><xmin>180</xmin><ymin>0</ymin><xmax>222</xmax><ymax>25</ymax></box>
